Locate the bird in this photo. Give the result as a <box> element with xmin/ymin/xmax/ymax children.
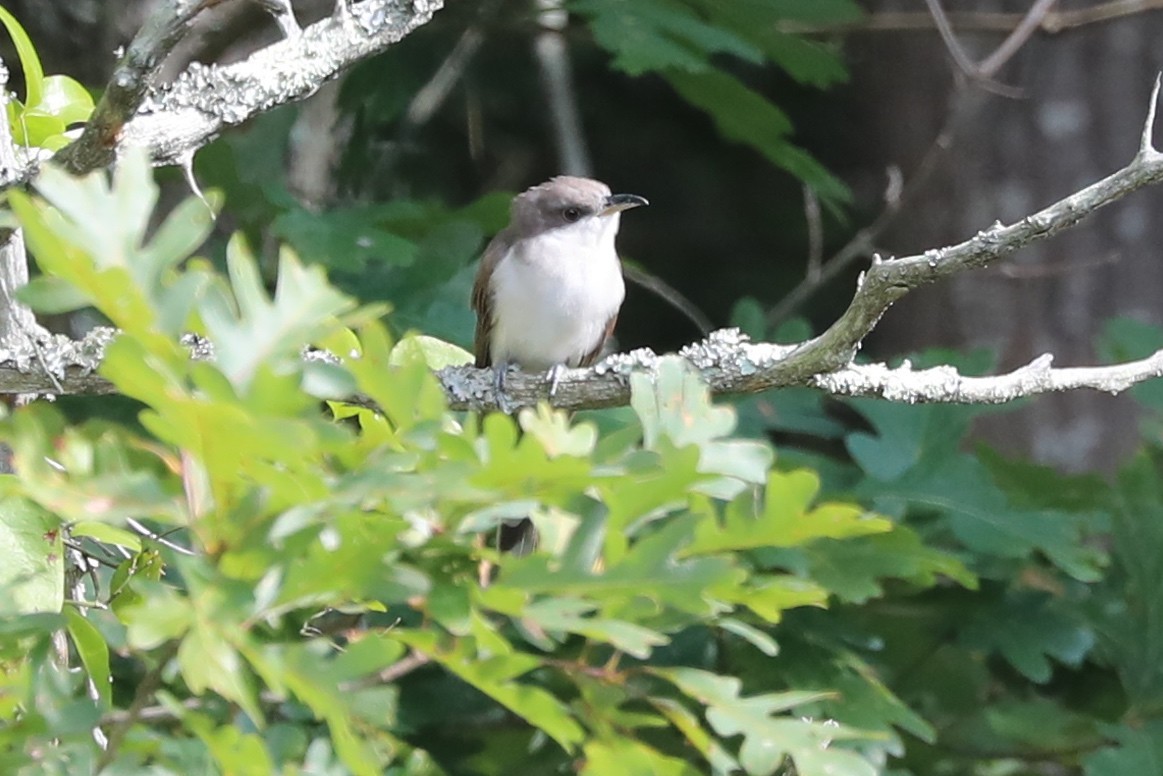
<box><xmin>471</xmin><ymin>175</ymin><xmax>647</xmax><ymax>552</ymax></box>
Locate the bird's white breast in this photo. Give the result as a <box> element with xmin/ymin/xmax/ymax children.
<box><xmin>489</xmin><ymin>215</ymin><xmax>626</xmax><ymax>370</ymax></box>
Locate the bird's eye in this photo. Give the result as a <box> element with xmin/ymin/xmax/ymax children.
<box><xmin>562</xmin><ymin>206</ymin><xmax>582</xmax><ymax>223</ymax></box>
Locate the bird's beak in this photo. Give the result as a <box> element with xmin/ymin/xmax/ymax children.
<box><xmin>600</xmin><ymin>193</ymin><xmax>649</xmax><ymax>216</ymax></box>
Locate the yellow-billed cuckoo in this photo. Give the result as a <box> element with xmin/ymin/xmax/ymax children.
<box><xmin>471</xmin><ymin>176</ymin><xmax>648</xmax><ymax>552</ymax></box>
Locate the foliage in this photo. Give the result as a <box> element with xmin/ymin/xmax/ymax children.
<box><xmin>0</xmin><ymin>156</ymin><xmax>954</xmax><ymax>774</ymax></box>
<box><xmin>570</xmin><ymin>0</ymin><xmax>855</xmax><ymax>207</ymax></box>
<box><xmin>0</xmin><ymin>6</ymin><xmax>93</xmax><ymax>151</ymax></box>
<box><xmin>1</xmin><ymin>3</ymin><xmax>1162</xmax><ymax>775</ymax></box>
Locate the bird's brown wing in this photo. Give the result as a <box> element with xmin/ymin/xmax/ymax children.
<box><xmin>471</xmin><ymin>229</ymin><xmax>515</xmax><ymax>368</ymax></box>
<box><xmin>577</xmin><ymin>312</ymin><xmax>619</xmax><ymax>368</ymax></box>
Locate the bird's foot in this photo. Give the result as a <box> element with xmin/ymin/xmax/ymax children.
<box><xmin>494</xmin><ymin>361</ymin><xmax>515</xmax><ymax>414</ymax></box>
<box><xmin>546</xmin><ymin>364</ymin><xmax>568</xmax><ymax>399</ymax></box>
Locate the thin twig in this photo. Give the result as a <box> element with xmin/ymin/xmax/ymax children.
<box><xmin>623</xmin><ymin>264</ymin><xmax>713</xmax><ymax>336</ymax></box>
<box><xmin>767</xmin><ymin>120</ymin><xmax>953</xmax><ymax>327</ymax></box>
<box><xmin>98</xmin><ymin>640</ymin><xmax>180</xmax><ymax>770</ymax></box>
<box><xmin>126</xmin><ymin>517</ymin><xmax>198</xmax><ymax>557</ymax></box>
<box><xmin>778</xmin><ymin>1</ymin><xmax>1163</xmax><ymax>36</ymax></box>
<box><xmin>922</xmin><ymin>0</ymin><xmax>1023</xmax><ymax>96</ymax></box>
<box><xmin>979</xmin><ymin>0</ymin><xmax>1060</xmax><ymax>77</ymax></box>
<box><xmin>802</xmin><ymin>184</ymin><xmax>823</xmax><ymax>282</ymax></box>
<box><xmin>770</xmin><ymin>0</ymin><xmax>1058</xmax><ymax>327</ymax></box>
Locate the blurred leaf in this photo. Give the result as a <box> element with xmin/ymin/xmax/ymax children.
<box><xmin>960</xmin><ymin>592</ymin><xmax>1095</xmax><ymax>683</ymax></box>
<box><xmin>274</xmin><ymin>206</ymin><xmax>418</xmax><ymax>272</ymax></box>
<box><xmin>582</xmin><ymin>738</ymin><xmax>701</xmax><ymax>775</ymax></box>
<box><xmin>805</xmin><ymin>528</ymin><xmax>976</xmax><ymax>604</ymax></box>
<box><xmin>0</xmin><ymin>497</ymin><xmax>63</xmax><ymax>615</ymax></box>
<box><xmin>652</xmin><ymin>666</ymin><xmax>879</xmax><ymax>776</ymax></box>
<box><xmin>69</xmin><ymin>520</ymin><xmax>143</xmax><ymax>551</ymax></box>
<box><xmin>388</xmin><ymin>334</ymin><xmax>473</xmax><ymax>369</ymax></box>
<box><xmin>685</xmin><ymin>469</ymin><xmax>890</xmax><ymax>555</ymax></box>
<box><xmin>1084</xmin><ymin>721</ymin><xmax>1163</xmax><ymax>776</ymax></box>
<box><xmin>65</xmin><ymin>608</ymin><xmax>111</xmax><ymax>710</ymax></box>
<box><xmin>395</xmin><ymin>631</ymin><xmax>587</xmax><ymax>753</ymax></box>
<box><xmin>632</xmin><ymin>356</ymin><xmax>773</xmax><ymax>491</ymax></box>
<box><xmin>574</xmin><ymin>0</ymin><xmax>763</xmax><ymax>76</ymax></box>
<box><xmin>1096</xmin><ymin>451</ymin><xmax>1163</xmax><ymax>706</ymax></box>
<box><xmin>848</xmin><ymin>401</ymin><xmax>1106</xmax><ymax>581</ymax></box>
<box><xmin>0</xmin><ymin>5</ymin><xmax>44</xmax><ymax>106</ymax></box>
<box><xmin>201</xmin><ymin>238</ymin><xmax>355</xmax><ymax>391</ymax></box>
<box><xmin>520</xmin><ymin>597</ymin><xmax>669</xmax><ymax>658</ymax></box>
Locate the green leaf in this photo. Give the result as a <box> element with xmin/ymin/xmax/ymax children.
<box><xmin>201</xmin><ymin>237</ymin><xmax>355</xmax><ymax>392</ymax></box>
<box><xmin>805</xmin><ymin>527</ymin><xmax>976</xmax><ymax>603</ymax></box>
<box><xmin>16</xmin><ymin>275</ymin><xmax>91</xmax><ymax>314</ymax></box>
<box><xmin>685</xmin><ymin>469</ymin><xmax>890</xmax><ymax>555</ymax></box>
<box><xmin>69</xmin><ymin>520</ymin><xmax>143</xmax><ymax>551</ymax></box>
<box><xmin>274</xmin><ymin>205</ymin><xmax>418</xmax><ymax>272</ymax></box>
<box><xmin>244</xmin><ymin>643</ymin><xmax>388</xmax><ymax>776</ymax></box>
<box><xmin>719</xmin><ymin>617</ymin><xmax>779</xmax><ymax>656</ymax></box>
<box><xmin>631</xmin><ymin>356</ymin><xmax>773</xmax><ymax>495</ymax></box>
<box><xmin>519</xmin><ymin>596</ymin><xmax>669</xmax><ymax>658</ymax></box>
<box><xmin>574</xmin><ymin>0</ymin><xmax>763</xmax><ymax>76</ymax></box>
<box><xmin>185</xmin><ymin>712</ymin><xmax>275</xmax><ymax>776</ymax></box>
<box><xmin>582</xmin><ymin>738</ymin><xmax>701</xmax><ymax>775</ymax></box>
<box><xmin>23</xmin><ymin>74</ymin><xmax>94</xmax><ymax>147</ymax></box>
<box><xmin>0</xmin><ymin>6</ymin><xmax>44</xmax><ymax>107</ymax></box>
<box><xmin>395</xmin><ymin>631</ymin><xmax>587</xmax><ymax>753</ymax></box>
<box><xmin>518</xmin><ymin>404</ymin><xmax>598</xmax><ymax>458</ymax></box>
<box><xmin>0</xmin><ymin>496</ymin><xmax>63</xmax><ymax>614</ymax></box>
<box><xmin>663</xmin><ymin>68</ymin><xmax>850</xmax><ymax>207</ymax></box>
<box><xmin>960</xmin><ymin>593</ymin><xmax>1095</xmax><ymax>682</ymax></box>
<box><xmin>650</xmin><ymin>696</ymin><xmax>741</xmax><ymax>773</ymax></box>
<box><xmin>848</xmin><ymin>401</ymin><xmax>1106</xmax><ymax>581</ymax></box>
<box><xmin>1084</xmin><ymin>721</ymin><xmax>1163</xmax><ymax>776</ymax></box>
<box><xmin>388</xmin><ymin>334</ymin><xmax>473</xmax><ymax>370</ymax></box>
<box><xmin>65</xmin><ymin>608</ymin><xmax>112</xmax><ymax>709</ymax></box>
<box><xmin>652</xmin><ymin>666</ymin><xmax>879</xmax><ymax>776</ymax></box>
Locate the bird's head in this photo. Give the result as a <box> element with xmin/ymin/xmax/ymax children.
<box><xmin>511</xmin><ymin>176</ymin><xmax>648</xmax><ymax>249</ymax></box>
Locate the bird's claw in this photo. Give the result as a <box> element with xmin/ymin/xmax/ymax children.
<box><xmin>494</xmin><ymin>362</ymin><xmax>515</xmax><ymax>414</ymax></box>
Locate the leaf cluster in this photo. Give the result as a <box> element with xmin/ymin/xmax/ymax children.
<box><xmin>0</xmin><ymin>157</ymin><xmax>958</xmax><ymax>775</ymax></box>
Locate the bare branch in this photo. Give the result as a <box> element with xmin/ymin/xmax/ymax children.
<box><xmin>978</xmin><ymin>0</ymin><xmax>1059</xmax><ymax>77</ymax></box>
<box><xmin>815</xmin><ymin>351</ymin><xmax>1163</xmax><ymax>403</ymax></box>
<box><xmin>623</xmin><ymin>264</ymin><xmax>713</xmax><ymax>336</ymax></box>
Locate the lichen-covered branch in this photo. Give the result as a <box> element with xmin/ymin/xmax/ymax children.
<box><xmin>2</xmin><ymin>76</ymin><xmax>1163</xmax><ymax>415</ymax></box>
<box><xmin>8</xmin><ymin>0</ymin><xmax>443</xmax><ymax>187</ymax></box>
<box><xmin>55</xmin><ymin>0</ymin><xmax>228</xmax><ymax>175</ymax></box>
<box><xmin>122</xmin><ymin>0</ymin><xmax>443</xmax><ymax>167</ymax></box>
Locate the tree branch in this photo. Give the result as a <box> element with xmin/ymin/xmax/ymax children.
<box><xmin>122</xmin><ymin>0</ymin><xmax>442</xmax><ymax>168</ymax></box>
<box><xmin>814</xmin><ymin>351</ymin><xmax>1163</xmax><ymax>403</ymax></box>
<box><xmin>5</xmin><ymin>0</ymin><xmax>444</xmax><ymax>189</ymax></box>
<box><xmin>4</xmin><ymin>81</ymin><xmax>1163</xmax><ymax>414</ymax></box>
<box><xmin>55</xmin><ymin>0</ymin><xmax>240</xmax><ymax>175</ymax></box>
